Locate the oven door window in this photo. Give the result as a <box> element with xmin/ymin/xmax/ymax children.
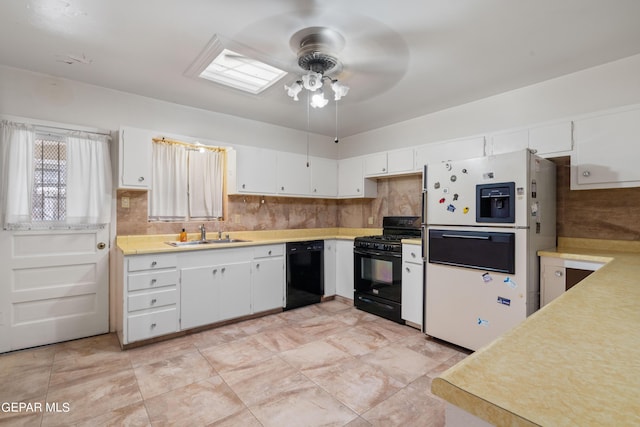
<box><xmin>354</xmin><ymin>251</ymin><xmax>402</xmax><ymax>302</ymax></box>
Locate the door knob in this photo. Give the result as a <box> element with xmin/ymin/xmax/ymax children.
<box><xmin>97</xmin><ymin>242</ymin><xmax>106</xmax><ymax>250</ymax></box>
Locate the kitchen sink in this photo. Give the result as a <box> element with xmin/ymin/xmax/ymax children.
<box><xmin>166</xmin><ymin>238</ymin><xmax>250</xmax><ymax>247</ymax></box>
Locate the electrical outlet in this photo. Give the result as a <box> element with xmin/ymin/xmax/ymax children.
<box><xmin>121</xmin><ymin>196</ymin><xmax>130</xmax><ymax>208</ymax></box>
<box><xmin>368</xmin><ymin>216</ymin><xmax>374</xmax><ymax>225</ymax></box>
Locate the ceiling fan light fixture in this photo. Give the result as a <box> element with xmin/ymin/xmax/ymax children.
<box><xmin>301</xmin><ymin>72</ymin><xmax>324</xmax><ymax>91</ymax></box>
<box><xmin>285</xmin><ymin>81</ymin><xmax>303</xmax><ymax>101</ymax></box>
<box><xmin>310</xmin><ymin>90</ymin><xmax>329</xmax><ymax>109</ymax></box>
<box><xmin>331</xmin><ymin>80</ymin><xmax>349</xmax><ymax>101</ymax></box>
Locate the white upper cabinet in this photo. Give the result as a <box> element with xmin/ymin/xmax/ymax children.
<box><xmin>572</xmin><ymin>106</ymin><xmax>640</xmax><ymax>189</ymax></box>
<box><xmin>489</xmin><ymin>129</ymin><xmax>529</xmax><ymax>156</ymax></box>
<box><xmin>118</xmin><ymin>126</ymin><xmax>152</xmax><ymax>189</ymax></box>
<box><xmin>529</xmin><ymin>121</ymin><xmax>572</xmax><ymax>155</ymax></box>
<box><xmin>388</xmin><ymin>148</ymin><xmax>415</xmax><ymax>175</ymax></box>
<box><xmin>310</xmin><ymin>156</ymin><xmax>338</xmax><ymax>197</ymax></box>
<box><xmin>227</xmin><ymin>146</ymin><xmax>278</xmax><ymax>195</ymax></box>
<box><xmin>276</xmin><ymin>152</ymin><xmax>311</xmax><ymax>196</ymax></box>
<box><xmin>415</xmin><ymin>136</ymin><xmax>486</xmax><ymax>169</ymax></box>
<box><xmin>364</xmin><ymin>152</ymin><xmax>388</xmax><ymax>176</ymax></box>
<box><xmin>338</xmin><ymin>157</ymin><xmax>377</xmax><ymax>198</ymax></box>
<box><xmin>488</xmin><ymin>122</ymin><xmax>572</xmax><ymax>157</ymax></box>
<box><xmin>364</xmin><ymin>149</ymin><xmax>415</xmax><ymax>177</ymax></box>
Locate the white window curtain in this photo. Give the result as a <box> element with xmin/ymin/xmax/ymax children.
<box><xmin>0</xmin><ymin>121</ymin><xmax>34</xmax><ymax>226</ymax></box>
<box><xmin>1</xmin><ymin>120</ymin><xmax>112</xmax><ymax>229</ymax></box>
<box><xmin>150</xmin><ymin>142</ymin><xmax>188</xmax><ymax>220</ymax></box>
<box><xmin>66</xmin><ymin>132</ymin><xmax>112</xmax><ymax>225</ymax></box>
<box><xmin>188</xmin><ymin>149</ymin><xmax>224</xmax><ymax>219</ymax></box>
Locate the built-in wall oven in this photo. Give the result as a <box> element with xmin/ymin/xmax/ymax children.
<box><xmin>354</xmin><ymin>216</ymin><xmax>421</xmax><ymax>323</ymax></box>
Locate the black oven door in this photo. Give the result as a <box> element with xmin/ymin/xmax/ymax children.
<box><xmin>353</xmin><ymin>248</ymin><xmax>402</xmax><ymax>303</ymax></box>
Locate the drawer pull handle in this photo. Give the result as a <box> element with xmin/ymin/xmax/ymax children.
<box><xmin>151</xmin><ymin>261</ymin><xmax>157</xmax><ymax>267</ymax></box>
<box><xmin>256</xmin><ymin>263</ymin><xmax>260</xmax><ymax>269</ymax></box>
<box><xmin>555</xmin><ymin>270</ymin><xmax>564</xmax><ymax>277</ymax></box>
<box><xmin>406</xmin><ymin>267</ymin><xmax>411</xmax><ymax>273</ymax></box>
<box><xmin>150</xmin><ymin>298</ymin><xmax>157</xmax><ymax>305</ymax></box>
<box><xmin>268</xmin><ymin>250</ymin><xmax>272</xmax><ymax>255</ymax></box>
<box><xmin>151</xmin><ymin>279</ymin><xmax>157</xmax><ymax>285</ymax></box>
<box><xmin>221</xmin><ymin>267</ymin><xmax>226</xmax><ymax>273</ymax></box>
<box><xmin>411</xmin><ymin>252</ymin><xmax>417</xmax><ymax>258</ymax></box>
<box><xmin>150</xmin><ymin>323</ymin><xmax>156</xmax><ymax>329</ymax></box>
<box><xmin>138</xmin><ymin>176</ymin><xmax>145</xmax><ymax>182</ymax></box>
<box><xmin>213</xmin><ymin>269</ymin><xmax>217</xmax><ymax>274</ymax></box>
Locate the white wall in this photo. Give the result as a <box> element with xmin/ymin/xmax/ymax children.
<box><xmin>0</xmin><ymin>65</ymin><xmax>338</xmax><ymax>159</ymax></box>
<box><xmin>339</xmin><ymin>53</ymin><xmax>640</xmax><ymax>158</ymax></box>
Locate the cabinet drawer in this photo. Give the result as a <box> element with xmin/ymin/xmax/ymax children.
<box><xmin>128</xmin><ymin>287</ymin><xmax>178</xmax><ymax>312</ymax></box>
<box><xmin>254</xmin><ymin>244</ymin><xmax>284</xmax><ymax>258</ymax></box>
<box><xmin>128</xmin><ymin>270</ymin><xmax>178</xmax><ymax>291</ymax></box>
<box><xmin>128</xmin><ymin>254</ymin><xmax>177</xmax><ymax>272</ymax></box>
<box><xmin>128</xmin><ymin>307</ymin><xmax>178</xmax><ymax>342</ymax></box>
<box><xmin>402</xmin><ymin>244</ymin><xmax>422</xmax><ymax>265</ymax></box>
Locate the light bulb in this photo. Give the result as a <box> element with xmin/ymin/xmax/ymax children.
<box><xmin>310</xmin><ymin>90</ymin><xmax>329</xmax><ymax>108</ymax></box>
<box><xmin>284</xmin><ymin>81</ymin><xmax>302</xmax><ymax>101</ymax></box>
<box><xmin>331</xmin><ymin>80</ymin><xmax>350</xmax><ymax>101</ymax></box>
<box><xmin>302</xmin><ymin>72</ymin><xmax>324</xmax><ymax>91</ymax></box>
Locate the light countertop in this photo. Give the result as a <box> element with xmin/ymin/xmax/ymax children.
<box><xmin>116</xmin><ymin>227</ymin><xmax>381</xmax><ymax>255</ymax></box>
<box><xmin>431</xmin><ymin>237</ymin><xmax>640</xmax><ymax>426</ymax></box>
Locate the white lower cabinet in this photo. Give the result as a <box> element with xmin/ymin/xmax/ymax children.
<box><xmin>219</xmin><ymin>262</ymin><xmax>252</xmax><ymax>320</ymax></box>
<box><xmin>251</xmin><ymin>244</ymin><xmax>285</xmax><ymax>313</ymax></box>
<box><xmin>119</xmin><ymin>253</ymin><xmax>180</xmax><ymax>345</ymax></box>
<box><xmin>401</xmin><ymin>243</ymin><xmax>423</xmax><ymax>328</ymax></box>
<box><xmin>335</xmin><ymin>240</ymin><xmax>355</xmax><ymax>299</ymax></box>
<box><xmin>540</xmin><ymin>256</ymin><xmax>604</xmax><ymax>307</ymax></box>
<box><xmin>323</xmin><ymin>239</ymin><xmax>337</xmax><ymax>297</ymax></box>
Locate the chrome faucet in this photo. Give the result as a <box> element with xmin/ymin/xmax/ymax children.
<box><xmin>199</xmin><ymin>224</ymin><xmax>206</xmax><ymax>241</ymax></box>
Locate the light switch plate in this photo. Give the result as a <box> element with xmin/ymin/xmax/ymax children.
<box><xmin>121</xmin><ymin>196</ymin><xmax>130</xmax><ymax>208</ymax></box>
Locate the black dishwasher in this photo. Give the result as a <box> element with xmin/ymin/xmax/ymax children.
<box><xmin>285</xmin><ymin>240</ymin><xmax>324</xmax><ymax>310</ymax></box>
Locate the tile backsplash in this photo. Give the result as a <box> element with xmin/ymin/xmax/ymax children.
<box><xmin>116</xmin><ymin>175</ymin><xmax>422</xmax><ymax>236</ymax></box>
<box><xmin>116</xmin><ymin>160</ymin><xmax>640</xmax><ymax>241</ymax></box>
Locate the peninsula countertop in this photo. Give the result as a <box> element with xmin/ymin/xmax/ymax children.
<box><xmin>116</xmin><ymin>227</ymin><xmax>381</xmax><ymax>255</ymax></box>
<box><xmin>431</xmin><ymin>237</ymin><xmax>640</xmax><ymax>426</ymax></box>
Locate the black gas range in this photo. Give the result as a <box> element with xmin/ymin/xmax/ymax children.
<box><xmin>353</xmin><ymin>216</ymin><xmax>421</xmax><ymax>323</ymax></box>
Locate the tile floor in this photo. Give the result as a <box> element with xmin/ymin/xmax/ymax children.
<box><xmin>0</xmin><ymin>300</ymin><xmax>470</xmax><ymax>427</ymax></box>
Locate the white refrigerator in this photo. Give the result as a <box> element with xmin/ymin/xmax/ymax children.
<box><xmin>424</xmin><ymin>149</ymin><xmax>556</xmax><ymax>351</ymax></box>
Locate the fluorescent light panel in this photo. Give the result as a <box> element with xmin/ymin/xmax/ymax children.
<box><xmin>199</xmin><ymin>48</ymin><xmax>287</xmax><ymax>94</ymax></box>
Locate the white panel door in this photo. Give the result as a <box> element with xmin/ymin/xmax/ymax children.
<box><xmin>0</xmin><ymin>228</ymin><xmax>109</xmax><ymax>353</ymax></box>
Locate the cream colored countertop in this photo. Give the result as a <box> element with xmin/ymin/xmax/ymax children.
<box><xmin>116</xmin><ymin>227</ymin><xmax>381</xmax><ymax>255</ymax></box>
<box><xmin>432</xmin><ymin>237</ymin><xmax>640</xmax><ymax>426</ymax></box>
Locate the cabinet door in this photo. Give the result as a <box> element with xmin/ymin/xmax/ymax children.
<box><xmin>277</xmin><ymin>152</ymin><xmax>311</xmax><ymax>196</ymax></box>
<box><xmin>335</xmin><ymin>240</ymin><xmax>354</xmax><ymax>299</ymax></box>
<box><xmin>541</xmin><ymin>264</ymin><xmax>566</xmax><ymax>308</ymax></box>
<box><xmin>573</xmin><ymin>107</ymin><xmax>640</xmax><ymax>189</ymax></box>
<box><xmin>529</xmin><ymin>121</ymin><xmax>572</xmax><ymax>156</ymax></box>
<box><xmin>338</xmin><ymin>157</ymin><xmax>376</xmax><ymax>198</ymax></box>
<box><xmin>119</xmin><ymin>126</ymin><xmax>152</xmax><ymax>189</ymax></box>
<box><xmin>415</xmin><ymin>136</ymin><xmax>485</xmax><ymax>169</ymax></box>
<box><xmin>232</xmin><ymin>146</ymin><xmax>278</xmax><ymax>194</ymax></box>
<box><xmin>401</xmin><ymin>263</ymin><xmax>423</xmax><ymax>327</ymax></box>
<box><xmin>323</xmin><ymin>240</ymin><xmax>337</xmax><ymax>297</ymax></box>
<box><xmin>180</xmin><ymin>265</ymin><xmax>220</xmax><ymax>329</ymax></box>
<box><xmin>489</xmin><ymin>129</ymin><xmax>529</xmax><ymax>156</ymax></box>
<box><xmin>219</xmin><ymin>261</ymin><xmax>252</xmax><ymax>321</ymax></box>
<box><xmin>387</xmin><ymin>149</ymin><xmax>414</xmax><ymax>174</ymax></box>
<box><xmin>364</xmin><ymin>153</ymin><xmax>388</xmax><ymax>176</ymax></box>
<box><xmin>252</xmin><ymin>258</ymin><xmax>284</xmax><ymax>313</ymax></box>
<box><xmin>310</xmin><ymin>157</ymin><xmax>338</xmax><ymax>197</ymax></box>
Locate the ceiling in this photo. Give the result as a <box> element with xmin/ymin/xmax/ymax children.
<box><xmin>2</xmin><ymin>1</ymin><xmax>640</xmax><ymax>138</ymax></box>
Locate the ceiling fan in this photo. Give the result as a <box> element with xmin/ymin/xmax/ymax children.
<box><xmin>231</xmin><ymin>9</ymin><xmax>410</xmax><ymax>103</ymax></box>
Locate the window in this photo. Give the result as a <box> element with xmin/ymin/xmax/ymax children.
<box><xmin>0</xmin><ymin>120</ymin><xmax>112</xmax><ymax>230</ymax></box>
<box><xmin>149</xmin><ymin>139</ymin><xmax>225</xmax><ymax>222</ymax></box>
<box><xmin>32</xmin><ymin>134</ymin><xmax>67</xmax><ymax>222</ymax></box>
